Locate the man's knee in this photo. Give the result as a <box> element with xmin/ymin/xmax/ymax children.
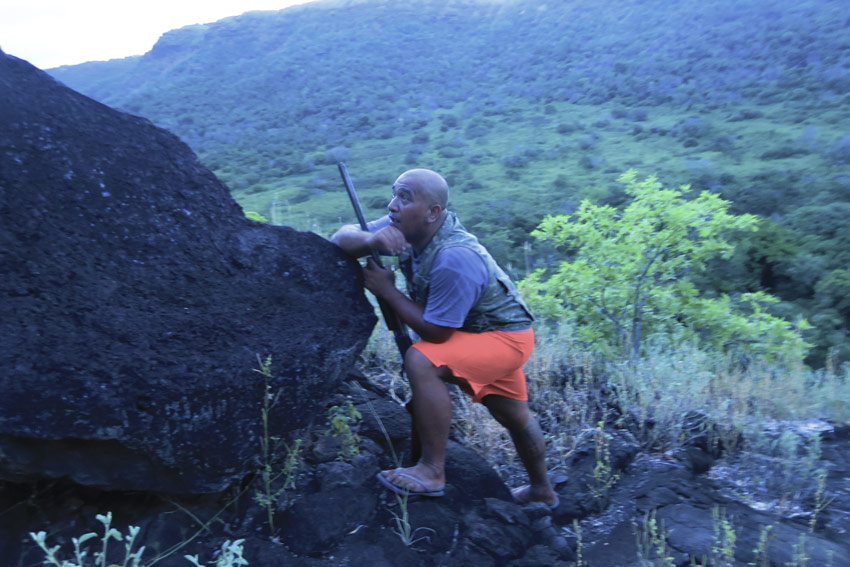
<box><xmin>483</xmin><ymin>395</ymin><xmax>529</xmax><ymax>430</ymax></box>
<box><xmin>404</xmin><ymin>347</ymin><xmax>453</xmax><ymax>383</ymax></box>
<box><xmin>404</xmin><ymin>347</ymin><xmax>432</xmax><ymax>374</ymax></box>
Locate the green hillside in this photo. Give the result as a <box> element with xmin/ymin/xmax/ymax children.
<box><xmin>48</xmin><ymin>0</ymin><xmax>850</xmax><ymax>364</ymax></box>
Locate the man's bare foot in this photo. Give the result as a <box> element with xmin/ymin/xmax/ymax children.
<box><xmin>511</xmin><ymin>485</ymin><xmax>559</xmax><ymax>509</ymax></box>
<box><xmin>377</xmin><ymin>463</ymin><xmax>445</xmax><ymax>496</ymax></box>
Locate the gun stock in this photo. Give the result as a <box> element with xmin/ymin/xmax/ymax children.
<box><xmin>338</xmin><ymin>162</ymin><xmax>413</xmax><ymax>357</ymax></box>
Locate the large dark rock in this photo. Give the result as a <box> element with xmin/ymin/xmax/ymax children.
<box><xmin>0</xmin><ymin>49</ymin><xmax>376</xmax><ymax>494</ymax></box>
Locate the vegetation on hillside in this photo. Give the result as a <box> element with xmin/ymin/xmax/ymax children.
<box><xmin>48</xmin><ymin>0</ymin><xmax>850</xmax><ymax>365</ymax></box>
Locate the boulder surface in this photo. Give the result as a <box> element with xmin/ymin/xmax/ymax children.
<box><xmin>0</xmin><ymin>49</ymin><xmax>376</xmax><ymax>494</ymax></box>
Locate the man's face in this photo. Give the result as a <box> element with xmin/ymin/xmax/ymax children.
<box><xmin>387</xmin><ymin>175</ymin><xmax>433</xmax><ymax>242</ymax></box>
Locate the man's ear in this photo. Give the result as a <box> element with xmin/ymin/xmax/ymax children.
<box><xmin>427</xmin><ymin>204</ymin><xmax>443</xmax><ymax>223</ymax></box>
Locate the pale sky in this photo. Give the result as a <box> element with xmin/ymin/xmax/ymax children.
<box><xmin>0</xmin><ymin>0</ymin><xmax>318</xmax><ymax>69</ymax></box>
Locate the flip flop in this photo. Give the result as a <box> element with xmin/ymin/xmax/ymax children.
<box><xmin>511</xmin><ymin>486</ymin><xmax>560</xmax><ymax>510</ymax></box>
<box><xmin>376</xmin><ymin>470</ymin><xmax>445</xmax><ymax>498</ymax></box>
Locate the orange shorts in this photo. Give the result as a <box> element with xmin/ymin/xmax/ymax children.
<box><xmin>412</xmin><ymin>327</ymin><xmax>534</xmax><ymax>403</ymax></box>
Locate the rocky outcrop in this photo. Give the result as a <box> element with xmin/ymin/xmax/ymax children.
<box><xmin>2</xmin><ymin>375</ymin><xmax>579</xmax><ymax>567</ymax></box>
<box><xmin>574</xmin><ymin>423</ymin><xmax>850</xmax><ymax>567</ymax></box>
<box><xmin>6</xmin><ymin>372</ymin><xmax>850</xmax><ymax>566</ymax></box>
<box><xmin>0</xmin><ymin>49</ymin><xmax>376</xmax><ymax>494</ymax></box>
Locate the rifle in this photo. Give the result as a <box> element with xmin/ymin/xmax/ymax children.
<box><xmin>337</xmin><ymin>162</ymin><xmax>413</xmax><ymax>358</ymax></box>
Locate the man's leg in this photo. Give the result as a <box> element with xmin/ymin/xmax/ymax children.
<box><xmin>482</xmin><ymin>394</ymin><xmax>556</xmax><ymax>505</ymax></box>
<box><xmin>380</xmin><ymin>347</ymin><xmax>451</xmax><ymax>492</ymax></box>
<box><xmin>404</xmin><ymin>399</ymin><xmax>421</xmax><ymax>464</ymax></box>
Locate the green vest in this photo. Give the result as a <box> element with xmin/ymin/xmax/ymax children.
<box><xmin>398</xmin><ymin>212</ymin><xmax>534</xmax><ymax>333</ymax></box>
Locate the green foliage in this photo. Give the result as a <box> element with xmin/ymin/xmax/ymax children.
<box><xmin>30</xmin><ymin>512</ymin><xmax>146</xmax><ymax>567</ymax></box>
<box><xmin>589</xmin><ymin>420</ymin><xmax>620</xmax><ymax>506</ymax></box>
<box><xmin>710</xmin><ymin>507</ymin><xmax>737</xmax><ymax>567</ymax></box>
<box><xmin>521</xmin><ymin>171</ymin><xmax>809</xmax><ymax>361</ymax></box>
<box><xmin>184</xmin><ymin>540</ymin><xmax>247</xmax><ymax>567</ymax></box>
<box><xmin>326</xmin><ymin>402</ymin><xmax>362</xmax><ymax>461</ymax></box>
<box><xmin>633</xmin><ymin>511</ymin><xmax>676</xmax><ymax>567</ymax></box>
<box><xmin>752</xmin><ymin>525</ymin><xmax>773</xmax><ymax>567</ymax></box>
<box><xmin>389</xmin><ymin>491</ymin><xmax>435</xmax><ymax>548</ymax></box>
<box><xmin>253</xmin><ymin>355</ymin><xmax>302</xmax><ymax>535</ymax></box>
<box><xmin>244</xmin><ymin>210</ymin><xmax>268</xmax><ymax>223</ymax></box>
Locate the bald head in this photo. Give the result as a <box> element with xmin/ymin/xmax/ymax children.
<box><xmin>395</xmin><ymin>168</ymin><xmax>449</xmax><ymax>209</ymax></box>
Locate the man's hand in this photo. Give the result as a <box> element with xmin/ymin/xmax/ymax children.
<box><xmin>368</xmin><ymin>225</ymin><xmax>410</xmax><ymax>256</ymax></box>
<box><xmin>361</xmin><ymin>257</ymin><xmax>455</xmax><ymax>344</ymax></box>
<box><xmin>362</xmin><ymin>258</ymin><xmax>397</xmax><ymax>298</ymax></box>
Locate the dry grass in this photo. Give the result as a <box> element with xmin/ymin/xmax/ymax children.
<box><xmin>361</xmin><ymin>318</ymin><xmax>850</xmax><ymax>498</ymax></box>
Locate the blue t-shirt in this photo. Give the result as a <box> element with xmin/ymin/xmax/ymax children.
<box><xmin>367</xmin><ymin>216</ymin><xmax>489</xmax><ymax>328</ymax></box>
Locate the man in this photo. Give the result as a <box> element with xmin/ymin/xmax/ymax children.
<box><xmin>331</xmin><ymin>168</ymin><xmax>557</xmax><ymax>507</ymax></box>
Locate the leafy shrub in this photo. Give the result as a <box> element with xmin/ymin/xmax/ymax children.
<box><xmin>760</xmin><ymin>146</ymin><xmax>810</xmax><ymax>160</ymax></box>
<box><xmin>520</xmin><ymin>171</ymin><xmax>810</xmax><ymax>361</ymax></box>
<box><xmin>438</xmin><ymin>146</ymin><xmax>464</xmax><ymax>158</ymax></box>
<box><xmin>708</xmin><ymin>134</ymin><xmax>737</xmax><ymax>154</ymax></box>
<box><xmin>464</xmin><ymin>124</ymin><xmax>489</xmax><ymax>139</ymax></box>
<box><xmin>556</xmin><ymin>123</ymin><xmax>578</xmax><ymax>135</ymax></box>
<box><xmin>579</xmin><ymin>154</ymin><xmax>600</xmax><ymax>169</ymax></box>
<box><xmin>553</xmin><ymin>175</ymin><xmax>568</xmax><ymax>190</ymax></box>
<box><xmin>629</xmin><ymin>108</ymin><xmax>648</xmax><ymax>121</ymax></box>
<box><xmin>406</xmin><ymin>143</ymin><xmax>425</xmax><ymax>156</ymax></box>
<box><xmin>502</xmin><ymin>144</ymin><xmax>538</xmax><ymax>169</ymax></box>
<box><xmin>367</xmin><ymin>196</ymin><xmax>389</xmax><ymax>210</ymax></box>
<box><xmin>673</xmin><ymin>116</ymin><xmax>712</xmax><ymax>139</ymax></box>
<box><xmin>576</xmin><ymin>134</ymin><xmax>596</xmax><ymax>150</ymax></box>
<box><xmin>438</xmin><ymin>113</ymin><xmax>458</xmax><ymax>130</ymax></box>
<box><xmin>324</xmin><ymin>145</ymin><xmax>349</xmax><ymax>163</ymax></box>
<box><xmin>728</xmin><ymin>109</ymin><xmax>764</xmax><ymax>122</ymax></box>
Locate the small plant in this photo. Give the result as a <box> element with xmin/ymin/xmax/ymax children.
<box><xmin>184</xmin><ymin>540</ymin><xmax>248</xmax><ymax>567</ymax></box>
<box><xmin>360</xmin><ymin>390</ymin><xmax>435</xmax><ymax>548</ymax></box>
<box><xmin>710</xmin><ymin>507</ymin><xmax>736</xmax><ymax>567</ymax></box>
<box><xmin>633</xmin><ymin>510</ymin><xmax>675</xmax><ymax>567</ymax></box>
<box><xmin>589</xmin><ymin>420</ymin><xmax>620</xmax><ymax>506</ymax></box>
<box><xmin>389</xmin><ymin>491</ymin><xmax>435</xmax><ymax>547</ymax></box>
<box><xmin>30</xmin><ymin>512</ymin><xmax>146</xmax><ymax>567</ymax></box>
<box><xmin>253</xmin><ymin>354</ymin><xmax>303</xmax><ymax>534</ymax></box>
<box><xmin>790</xmin><ymin>532</ymin><xmax>810</xmax><ymax>567</ymax></box>
<box><xmin>243</xmin><ymin>211</ymin><xmax>268</xmax><ymax>223</ymax></box>
<box><xmin>573</xmin><ymin>519</ymin><xmax>584</xmax><ymax>567</ymax></box>
<box><xmin>751</xmin><ymin>525</ymin><xmax>773</xmax><ymax>567</ymax></box>
<box><xmin>326</xmin><ymin>402</ymin><xmax>362</xmax><ymax>461</ymax></box>
<box><xmin>809</xmin><ymin>469</ymin><xmax>833</xmax><ymax>533</ymax></box>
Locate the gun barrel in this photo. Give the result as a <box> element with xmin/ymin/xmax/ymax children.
<box><xmin>338</xmin><ymin>162</ymin><xmax>386</xmax><ymax>267</ymax></box>
<box><xmin>337</xmin><ymin>162</ymin><xmax>412</xmax><ymax>356</ymax></box>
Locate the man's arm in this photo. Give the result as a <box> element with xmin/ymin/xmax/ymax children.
<box><xmin>330</xmin><ymin>224</ymin><xmax>374</xmax><ymax>258</ymax></box>
<box><xmin>362</xmin><ymin>260</ymin><xmax>455</xmax><ymax>344</ymax></box>
<box><xmin>330</xmin><ymin>223</ymin><xmax>410</xmax><ymax>258</ymax></box>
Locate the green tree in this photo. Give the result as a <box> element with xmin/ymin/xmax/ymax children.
<box><xmin>520</xmin><ymin>171</ymin><xmax>809</xmax><ymax>361</ymax></box>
